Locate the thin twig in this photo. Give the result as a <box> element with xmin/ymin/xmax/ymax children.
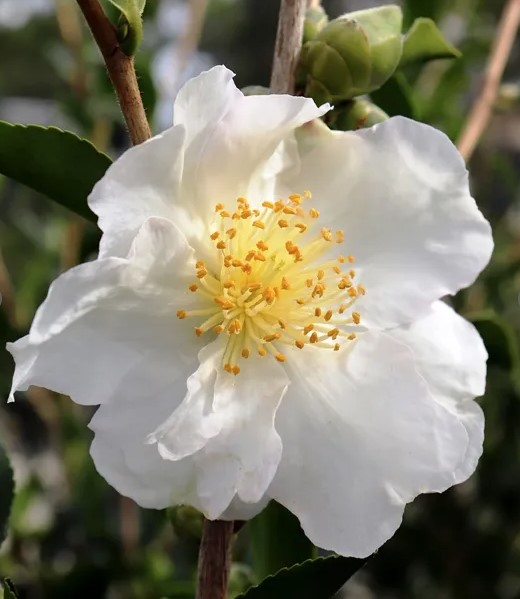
<box><xmin>270</xmin><ymin>0</ymin><xmax>307</xmax><ymax>93</ymax></box>
<box><xmin>196</xmin><ymin>519</ymin><xmax>234</xmax><ymax>599</ymax></box>
<box><xmin>457</xmin><ymin>0</ymin><xmax>520</xmax><ymax>161</ymax></box>
<box><xmin>76</xmin><ymin>0</ymin><xmax>151</xmax><ymax>144</ymax></box>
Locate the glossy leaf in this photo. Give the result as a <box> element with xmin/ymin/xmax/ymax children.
<box><xmin>248</xmin><ymin>501</ymin><xmax>315</xmax><ymax>581</ymax></box>
<box><xmin>236</xmin><ymin>555</ymin><xmax>366</xmax><ymax>599</ymax></box>
<box><xmin>0</xmin><ymin>122</ymin><xmax>111</xmax><ymax>222</ymax></box>
<box><xmin>105</xmin><ymin>0</ymin><xmax>146</xmax><ymax>55</ymax></box>
<box><xmin>0</xmin><ymin>442</ymin><xmax>14</xmax><ymax>547</ymax></box>
<box><xmin>400</xmin><ymin>18</ymin><xmax>461</xmax><ymax>67</ymax></box>
<box><xmin>370</xmin><ymin>71</ymin><xmax>418</xmax><ymax>118</ymax></box>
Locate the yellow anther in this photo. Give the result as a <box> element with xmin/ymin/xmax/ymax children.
<box><xmin>306</xmin><ymin>279</ymin><xmax>313</xmax><ymax>288</ymax></box>
<box><xmin>278</xmin><ymin>319</ymin><xmax>287</xmax><ymax>329</ymax></box>
<box><xmin>303</xmin><ymin>324</ymin><xmax>314</xmax><ymax>335</ymax></box>
<box><xmin>249</xmin><ymin>283</ymin><xmax>262</xmax><ymax>291</ymax></box>
<box><xmin>257</xmin><ymin>240</ymin><xmax>269</xmax><ymax>251</ymax></box>
<box><xmin>210</xmin><ymin>231</ymin><xmax>220</xmax><ymax>240</ymax></box>
<box><xmin>232</xmin><ymin>212</ymin><xmax>240</xmax><ymax>220</ymax></box>
<box><xmin>274</xmin><ymin>200</ymin><xmax>284</xmax><ymax>212</ymax></box>
<box><xmin>281</xmin><ymin>277</ymin><xmax>290</xmax><ymax>290</ymax></box>
<box><xmin>358</xmin><ymin>284</ymin><xmax>366</xmax><ymax>295</ymax></box>
<box><xmin>224</xmin><ymin>363</ymin><xmax>232</xmax><ymax>373</ymax></box>
<box><xmin>317</xmin><ymin>270</ymin><xmax>325</xmax><ymax>280</ymax></box>
<box><xmin>264</xmin><ymin>333</ymin><xmax>282</xmax><ymax>342</ymax></box>
<box><xmin>278</xmin><ymin>219</ymin><xmax>289</xmax><ymax>228</ymax></box>
<box><xmin>283</xmin><ymin>206</ymin><xmax>297</xmax><ymax>215</ymax></box>
<box><xmin>226</xmin><ymin>228</ymin><xmax>237</xmax><ymax>239</ymax></box>
<box><xmin>333</xmin><ymin>265</ymin><xmax>341</xmax><ymax>274</ymax></box>
<box><xmin>245</xmin><ymin>251</ymin><xmax>256</xmax><ymax>262</ymax></box>
<box><xmin>334</xmin><ymin>343</ymin><xmax>340</xmax><ymax>351</ymax></box>
<box><xmin>262</xmin><ymin>201</ymin><xmax>274</xmax><ymax>209</ymax></box>
<box><xmin>348</xmin><ymin>287</ymin><xmax>359</xmax><ymax>298</ymax></box>
<box><xmin>196</xmin><ymin>260</ymin><xmax>205</xmax><ymax>268</ymax></box>
<box><xmin>214</xmin><ymin>296</ymin><xmax>234</xmax><ymax>310</ymax></box>
<box><xmin>223</xmin><ymin>280</ymin><xmax>235</xmax><ymax>289</ymax></box>
<box><xmin>327</xmin><ymin>328</ymin><xmax>340</xmax><ymax>338</ymax></box>
<box><xmin>220</xmin><ymin>210</ymin><xmax>231</xmax><ymax>218</ymax></box>
<box><xmin>232</xmin><ymin>365</ymin><xmax>240</xmax><ymax>375</ymax></box>
<box><xmin>303</xmin><ymin>190</ymin><xmax>312</xmax><ymax>199</ymax></box>
<box><xmin>324</xmin><ymin>310</ymin><xmax>333</xmax><ymax>321</ymax></box>
<box><xmin>338</xmin><ymin>304</ymin><xmax>346</xmax><ymax>314</ymax></box>
<box><xmin>196</xmin><ymin>268</ymin><xmax>208</xmax><ymax>279</ymax></box>
<box><xmin>242</xmin><ymin>262</ymin><xmax>252</xmax><ymax>274</ymax></box>
<box><xmin>237</xmin><ymin>197</ymin><xmax>248</xmax><ymax>204</ymax></box>
<box><xmin>352</xmin><ymin>312</ymin><xmax>361</xmax><ymax>324</ymax></box>
<box><xmin>338</xmin><ymin>256</ymin><xmax>346</xmax><ymax>263</ymax></box>
<box><xmin>215</xmin><ymin>203</ymin><xmax>224</xmax><ymax>212</ymax></box>
<box><xmin>214</xmin><ymin>325</ymin><xmax>224</xmax><ymax>334</ymax></box>
<box><xmin>295</xmin><ymin>223</ymin><xmax>307</xmax><ymax>233</ymax></box>
<box><xmin>241</xmin><ymin>210</ymin><xmax>252</xmax><ymax>219</ymax></box>
<box><xmin>241</xmin><ymin>348</ymin><xmax>250</xmax><ymax>359</ymax></box>
<box><xmin>189</xmin><ymin>284</ymin><xmax>198</xmax><ymax>292</ymax></box>
<box><xmin>348</xmin><ymin>333</ymin><xmax>357</xmax><ymax>340</ymax></box>
<box><xmin>195</xmin><ymin>327</ymin><xmax>203</xmax><ymax>337</ymax></box>
<box><xmin>263</xmin><ymin>287</ymin><xmax>276</xmax><ymax>303</ymax></box>
<box><xmin>216</xmin><ymin>240</ymin><xmax>226</xmax><ymax>250</ymax></box>
<box><xmin>335</xmin><ymin>230</ymin><xmax>344</xmax><ymax>243</ymax></box>
<box><xmin>321</xmin><ymin>227</ymin><xmax>332</xmax><ymax>242</ymax></box>
<box><xmin>253</xmin><ymin>220</ymin><xmax>265</xmax><ymax>229</ymax></box>
<box><xmin>315</xmin><ymin>307</ymin><xmax>322</xmax><ymax>317</ymax></box>
<box><xmin>258</xmin><ymin>347</ymin><xmax>267</xmax><ymax>357</ymax></box>
<box><xmin>310</xmin><ymin>332</ymin><xmax>319</xmax><ymax>344</ymax></box>
<box><xmin>177</xmin><ymin>310</ymin><xmax>187</xmax><ymax>319</ymax></box>
<box><xmin>348</xmin><ymin>255</ymin><xmax>355</xmax><ymax>263</ymax></box>
<box><xmin>312</xmin><ymin>283</ymin><xmax>325</xmax><ymax>298</ymax></box>
<box><xmin>309</xmin><ymin>208</ymin><xmax>320</xmax><ymax>218</ymax></box>
<box><xmin>338</xmin><ymin>278</ymin><xmax>352</xmax><ymax>290</ymax></box>
<box><xmin>228</xmin><ymin>320</ymin><xmax>242</xmax><ymax>334</ymax></box>
<box><xmin>295</xmin><ymin>340</ymin><xmax>305</xmax><ymax>349</ymax></box>
<box><xmin>254</xmin><ymin>252</ymin><xmax>266</xmax><ymax>262</ymax></box>
<box><xmin>349</xmin><ymin>269</ymin><xmax>356</xmax><ymax>278</ymax></box>
<box><xmin>289</xmin><ymin>194</ymin><xmax>302</xmax><ymax>203</ymax></box>
<box><xmin>231</xmin><ymin>259</ymin><xmax>243</xmax><ymax>267</ymax></box>
<box><xmin>275</xmin><ymin>353</ymin><xmax>286</xmax><ymax>363</ymax></box>
<box><xmin>296</xmin><ymin>298</ymin><xmax>306</xmax><ymax>305</ymax></box>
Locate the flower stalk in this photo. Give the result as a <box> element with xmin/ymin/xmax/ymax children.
<box><xmin>196</xmin><ymin>519</ymin><xmax>234</xmax><ymax>599</ymax></box>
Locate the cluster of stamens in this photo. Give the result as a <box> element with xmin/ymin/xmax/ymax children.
<box><xmin>177</xmin><ymin>192</ymin><xmax>365</xmax><ymax>374</ymax></box>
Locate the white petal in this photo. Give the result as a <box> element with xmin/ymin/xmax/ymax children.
<box><xmin>150</xmin><ymin>340</ymin><xmax>289</xmax><ymax>516</ymax></box>
<box><xmin>88</xmin><ymin>126</ymin><xmax>185</xmax><ymax>258</ymax></box>
<box><xmin>287</xmin><ymin>117</ymin><xmax>493</xmax><ymax>328</ymax></box>
<box><xmin>388</xmin><ymin>301</ymin><xmax>487</xmax><ymax>483</ymax></box>
<box><xmin>269</xmin><ymin>332</ymin><xmax>469</xmax><ymax>557</ymax></box>
<box><xmin>220</xmin><ymin>495</ymin><xmax>270</xmax><ymax>521</ymax></box>
<box><xmin>174</xmin><ymin>66</ymin><xmax>329</xmax><ymax>220</ymax></box>
<box><xmin>7</xmin><ymin>218</ymin><xmax>200</xmax><ymax>405</ymax></box>
<box><xmin>90</xmin><ymin>387</ymin><xmax>199</xmax><ymax>509</ymax></box>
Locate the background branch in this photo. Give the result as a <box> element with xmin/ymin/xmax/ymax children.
<box><xmin>270</xmin><ymin>0</ymin><xmax>307</xmax><ymax>93</ymax></box>
<box><xmin>196</xmin><ymin>519</ymin><xmax>234</xmax><ymax>599</ymax></box>
<box><xmin>76</xmin><ymin>0</ymin><xmax>151</xmax><ymax>145</ymax></box>
<box><xmin>457</xmin><ymin>0</ymin><xmax>520</xmax><ymax>161</ymax></box>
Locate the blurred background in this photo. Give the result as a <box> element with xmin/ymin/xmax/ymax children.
<box><xmin>1</xmin><ymin>0</ymin><xmax>520</xmax><ymax>597</ymax></box>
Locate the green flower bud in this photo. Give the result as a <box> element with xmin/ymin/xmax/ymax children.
<box><xmin>327</xmin><ymin>98</ymin><xmax>389</xmax><ymax>131</ymax></box>
<box><xmin>303</xmin><ymin>6</ymin><xmax>329</xmax><ymax>43</ymax></box>
<box><xmin>299</xmin><ymin>5</ymin><xmax>403</xmax><ymax>104</ymax></box>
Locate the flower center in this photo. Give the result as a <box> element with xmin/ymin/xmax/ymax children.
<box><xmin>177</xmin><ymin>193</ymin><xmax>365</xmax><ymax>374</ymax></box>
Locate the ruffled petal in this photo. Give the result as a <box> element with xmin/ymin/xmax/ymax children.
<box><xmin>388</xmin><ymin>301</ymin><xmax>487</xmax><ymax>483</ymax></box>
<box><xmin>149</xmin><ymin>340</ymin><xmax>289</xmax><ymax>517</ymax></box>
<box><xmin>7</xmin><ymin>218</ymin><xmax>200</xmax><ymax>405</ymax></box>
<box><xmin>268</xmin><ymin>332</ymin><xmax>469</xmax><ymax>557</ymax></box>
<box><xmin>285</xmin><ymin>117</ymin><xmax>493</xmax><ymax>328</ymax></box>
<box><xmin>174</xmin><ymin>66</ymin><xmax>329</xmax><ymax>221</ymax></box>
<box><xmin>88</xmin><ymin>126</ymin><xmax>186</xmax><ymax>258</ymax></box>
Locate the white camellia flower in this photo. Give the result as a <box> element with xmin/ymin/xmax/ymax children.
<box><xmin>7</xmin><ymin>66</ymin><xmax>493</xmax><ymax>558</ymax></box>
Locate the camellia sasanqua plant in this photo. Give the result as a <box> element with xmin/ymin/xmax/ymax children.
<box><xmin>2</xmin><ymin>0</ymin><xmax>514</xmax><ymax>597</ymax></box>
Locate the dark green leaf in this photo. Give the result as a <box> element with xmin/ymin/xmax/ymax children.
<box><xmin>236</xmin><ymin>555</ymin><xmax>367</xmax><ymax>599</ymax></box>
<box><xmin>400</xmin><ymin>18</ymin><xmax>461</xmax><ymax>67</ymax></box>
<box><xmin>0</xmin><ymin>442</ymin><xmax>14</xmax><ymax>547</ymax></box>
<box><xmin>1</xmin><ymin>578</ymin><xmax>19</xmax><ymax>599</ymax></box>
<box><xmin>105</xmin><ymin>0</ymin><xmax>146</xmax><ymax>55</ymax></box>
<box><xmin>370</xmin><ymin>71</ymin><xmax>418</xmax><ymax>118</ymax></box>
<box><xmin>0</xmin><ymin>122</ymin><xmax>111</xmax><ymax>222</ymax></box>
<box><xmin>248</xmin><ymin>501</ymin><xmax>315</xmax><ymax>581</ymax></box>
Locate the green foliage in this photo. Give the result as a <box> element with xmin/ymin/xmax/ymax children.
<box><xmin>303</xmin><ymin>6</ymin><xmax>328</xmax><ymax>43</ymax></box>
<box><xmin>236</xmin><ymin>555</ymin><xmax>366</xmax><ymax>599</ymax></box>
<box><xmin>0</xmin><ymin>443</ymin><xmax>14</xmax><ymax>546</ymax></box>
<box><xmin>103</xmin><ymin>0</ymin><xmax>146</xmax><ymax>55</ymax></box>
<box><xmin>1</xmin><ymin>579</ymin><xmax>19</xmax><ymax>599</ymax></box>
<box><xmin>0</xmin><ymin>122</ymin><xmax>111</xmax><ymax>222</ymax></box>
<box><xmin>370</xmin><ymin>71</ymin><xmax>418</xmax><ymax>118</ymax></box>
<box><xmin>400</xmin><ymin>17</ymin><xmax>461</xmax><ymax>66</ymax></box>
<box><xmin>470</xmin><ymin>312</ymin><xmax>520</xmax><ymax>375</ymax></box>
<box><xmin>327</xmin><ymin>98</ymin><xmax>389</xmax><ymax>131</ymax></box>
<box><xmin>248</xmin><ymin>501</ymin><xmax>315</xmax><ymax>582</ymax></box>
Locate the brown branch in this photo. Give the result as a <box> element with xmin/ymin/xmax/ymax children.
<box><xmin>307</xmin><ymin>0</ymin><xmax>321</xmax><ymax>7</ymax></box>
<box><xmin>270</xmin><ymin>0</ymin><xmax>307</xmax><ymax>93</ymax></box>
<box><xmin>76</xmin><ymin>0</ymin><xmax>151</xmax><ymax>145</ymax></box>
<box><xmin>196</xmin><ymin>519</ymin><xmax>234</xmax><ymax>599</ymax></box>
<box><xmin>457</xmin><ymin>0</ymin><xmax>520</xmax><ymax>161</ymax></box>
